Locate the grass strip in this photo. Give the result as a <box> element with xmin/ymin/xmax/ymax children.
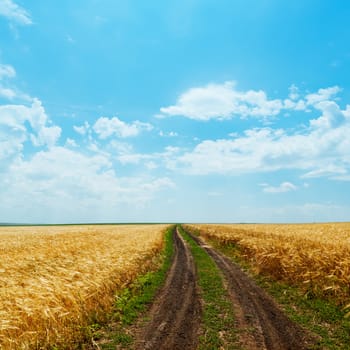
<box><xmin>197</xmin><ymin>233</ymin><xmax>350</xmax><ymax>350</ymax></box>
<box><xmin>89</xmin><ymin>225</ymin><xmax>175</xmax><ymax>349</ymax></box>
<box><xmin>178</xmin><ymin>225</ymin><xmax>240</xmax><ymax>350</ymax></box>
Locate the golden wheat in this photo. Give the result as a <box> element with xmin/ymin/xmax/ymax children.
<box><xmin>186</xmin><ymin>223</ymin><xmax>350</xmax><ymax>307</ymax></box>
<box><xmin>0</xmin><ymin>224</ymin><xmax>168</xmax><ymax>349</ymax></box>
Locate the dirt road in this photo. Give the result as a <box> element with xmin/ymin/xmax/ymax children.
<box><xmin>187</xmin><ymin>230</ymin><xmax>314</xmax><ymax>350</ymax></box>
<box><xmin>135</xmin><ymin>228</ymin><xmax>201</xmax><ymax>350</ymax></box>
<box><xmin>136</xmin><ymin>226</ymin><xmax>315</xmax><ymax>350</ymax></box>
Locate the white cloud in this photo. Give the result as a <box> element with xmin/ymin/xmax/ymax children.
<box><xmin>107</xmin><ymin>140</ymin><xmax>133</xmax><ymax>154</ymax></box>
<box><xmin>283</xmin><ymin>98</ymin><xmax>306</xmax><ymax>111</ymax></box>
<box><xmin>139</xmin><ymin>177</ymin><xmax>175</xmax><ymax>191</ymax></box>
<box><xmin>117</xmin><ymin>153</ymin><xmax>145</xmax><ymax>164</ymax></box>
<box><xmin>302</xmin><ymin>165</ymin><xmax>347</xmax><ymax>179</ymax></box>
<box><xmin>117</xmin><ymin>146</ymin><xmax>180</xmax><ymax>168</ymax></box>
<box><xmin>0</xmin><ymin>64</ymin><xmax>16</xmax><ymax>79</ymax></box>
<box><xmin>145</xmin><ymin>161</ymin><xmax>157</xmax><ymax>170</ymax></box>
<box><xmin>159</xmin><ymin>83</ymin><xmax>345</xmax><ymax>122</ymax></box>
<box><xmin>0</xmin><ymin>87</ymin><xmax>16</xmax><ymax>99</ymax></box>
<box><xmin>159</xmin><ymin>130</ymin><xmax>178</xmax><ymax>137</ymax></box>
<box><xmin>31</xmin><ymin>125</ymin><xmax>62</xmax><ymax>148</ymax></box>
<box><xmin>170</xmin><ymin>93</ymin><xmax>350</xmax><ymax>178</ymax></box>
<box><xmin>0</xmin><ymin>128</ymin><xmax>24</xmax><ymax>165</ymax></box>
<box><xmin>305</xmin><ymin>86</ymin><xmax>341</xmax><ymax>106</ymax></box>
<box><xmin>0</xmin><ymin>147</ymin><xmax>175</xmax><ymax>222</ymax></box>
<box><xmin>0</xmin><ymin>0</ymin><xmax>32</xmax><ymax>25</ymax></box>
<box><xmin>73</xmin><ymin>121</ymin><xmax>90</xmax><ymax>135</ymax></box>
<box><xmin>160</xmin><ymin>81</ymin><xmax>285</xmax><ymax>120</ymax></box>
<box><xmin>0</xmin><ymin>64</ymin><xmax>17</xmax><ymax>100</ymax></box>
<box><xmin>0</xmin><ymin>62</ymin><xmax>63</xmax><ymax>172</ymax></box>
<box><xmin>65</xmin><ymin>138</ymin><xmax>78</xmax><ymax>147</ymax></box>
<box><xmin>261</xmin><ymin>182</ymin><xmax>297</xmax><ymax>193</ymax></box>
<box><xmin>310</xmin><ymin>100</ymin><xmax>344</xmax><ymax>129</ymax></box>
<box><xmin>93</xmin><ymin>116</ymin><xmax>153</xmax><ymax>139</ymax></box>
<box><xmin>0</xmin><ymin>99</ymin><xmax>61</xmax><ymax>165</ymax></box>
<box><xmin>0</xmin><ymin>63</ymin><xmax>35</xmax><ymax>102</ymax></box>
<box><xmin>0</xmin><ymin>61</ymin><xmax>178</xmax><ymax>223</ymax></box>
<box><xmin>288</xmin><ymin>84</ymin><xmax>300</xmax><ymax>100</ymax></box>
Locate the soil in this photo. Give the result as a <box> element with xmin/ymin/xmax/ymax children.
<box><xmin>132</xmin><ymin>227</ymin><xmax>316</xmax><ymax>349</ymax></box>
<box><xmin>135</xmin><ymin>228</ymin><xmax>201</xmax><ymax>350</ymax></box>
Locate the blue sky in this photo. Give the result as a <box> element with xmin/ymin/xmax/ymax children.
<box><xmin>1</xmin><ymin>0</ymin><xmax>350</xmax><ymax>223</ymax></box>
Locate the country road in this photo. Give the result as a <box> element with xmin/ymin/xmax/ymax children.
<box><xmin>134</xmin><ymin>226</ymin><xmax>315</xmax><ymax>349</ymax></box>
<box><xmin>135</xmin><ymin>227</ymin><xmax>201</xmax><ymax>349</ymax></box>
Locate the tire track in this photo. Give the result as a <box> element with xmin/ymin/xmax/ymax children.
<box><xmin>136</xmin><ymin>227</ymin><xmax>201</xmax><ymax>350</ymax></box>
<box><xmin>186</xmin><ymin>230</ymin><xmax>316</xmax><ymax>350</ymax></box>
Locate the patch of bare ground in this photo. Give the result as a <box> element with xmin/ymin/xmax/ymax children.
<box><xmin>135</xmin><ymin>228</ymin><xmax>201</xmax><ymax>350</ymax></box>
<box><xmin>187</xmin><ymin>231</ymin><xmax>317</xmax><ymax>350</ymax></box>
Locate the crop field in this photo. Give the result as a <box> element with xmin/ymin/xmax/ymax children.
<box><xmin>185</xmin><ymin>223</ymin><xmax>350</xmax><ymax>309</ymax></box>
<box><xmin>0</xmin><ymin>224</ymin><xmax>168</xmax><ymax>349</ymax></box>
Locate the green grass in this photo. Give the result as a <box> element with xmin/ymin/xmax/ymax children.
<box><xmin>89</xmin><ymin>225</ymin><xmax>175</xmax><ymax>349</ymax></box>
<box><xmin>198</xmin><ymin>233</ymin><xmax>350</xmax><ymax>350</ymax></box>
<box><xmin>178</xmin><ymin>225</ymin><xmax>240</xmax><ymax>350</ymax></box>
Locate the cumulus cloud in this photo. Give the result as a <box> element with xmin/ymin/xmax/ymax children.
<box><xmin>73</xmin><ymin>121</ymin><xmax>90</xmax><ymax>135</ymax></box>
<box><xmin>0</xmin><ymin>61</ymin><xmax>63</xmax><ymax>172</ymax></box>
<box><xmin>31</xmin><ymin>125</ymin><xmax>62</xmax><ymax>148</ymax></box>
<box><xmin>261</xmin><ymin>182</ymin><xmax>297</xmax><ymax>193</ymax></box>
<box><xmin>0</xmin><ymin>99</ymin><xmax>61</xmax><ymax>167</ymax></box>
<box><xmin>159</xmin><ymin>82</ymin><xmax>345</xmax><ymax>122</ymax></box>
<box><xmin>305</xmin><ymin>86</ymin><xmax>341</xmax><ymax>106</ymax></box>
<box><xmin>283</xmin><ymin>98</ymin><xmax>306</xmax><ymax>111</ymax></box>
<box><xmin>0</xmin><ymin>147</ymin><xmax>175</xmax><ymax>222</ymax></box>
<box><xmin>160</xmin><ymin>81</ymin><xmax>284</xmax><ymax>120</ymax></box>
<box><xmin>0</xmin><ymin>61</ymin><xmax>176</xmax><ymax>223</ymax></box>
<box><xmin>0</xmin><ymin>0</ymin><xmax>32</xmax><ymax>25</ymax></box>
<box><xmin>310</xmin><ymin>100</ymin><xmax>345</xmax><ymax>129</ymax></box>
<box><xmin>1</xmin><ymin>63</ymin><xmax>348</xmax><ymax>223</ymax></box>
<box><xmin>170</xmin><ymin>92</ymin><xmax>350</xmax><ymax>178</ymax></box>
<box><xmin>93</xmin><ymin>116</ymin><xmax>153</xmax><ymax>138</ymax></box>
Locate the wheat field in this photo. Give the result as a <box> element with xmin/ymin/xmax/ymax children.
<box><xmin>0</xmin><ymin>224</ymin><xmax>168</xmax><ymax>349</ymax></box>
<box><xmin>185</xmin><ymin>223</ymin><xmax>350</xmax><ymax>309</ymax></box>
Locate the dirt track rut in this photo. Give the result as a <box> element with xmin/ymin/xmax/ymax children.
<box><xmin>187</xmin><ymin>230</ymin><xmax>315</xmax><ymax>350</ymax></box>
<box><xmin>135</xmin><ymin>228</ymin><xmax>201</xmax><ymax>350</ymax></box>
<box><xmin>136</xmin><ymin>226</ymin><xmax>315</xmax><ymax>350</ymax></box>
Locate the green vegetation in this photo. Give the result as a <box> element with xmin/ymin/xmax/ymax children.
<box><xmin>89</xmin><ymin>225</ymin><xmax>175</xmax><ymax>349</ymax></box>
<box><xmin>178</xmin><ymin>225</ymin><xmax>240</xmax><ymax>350</ymax></box>
<box><xmin>200</xmin><ymin>234</ymin><xmax>350</xmax><ymax>350</ymax></box>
